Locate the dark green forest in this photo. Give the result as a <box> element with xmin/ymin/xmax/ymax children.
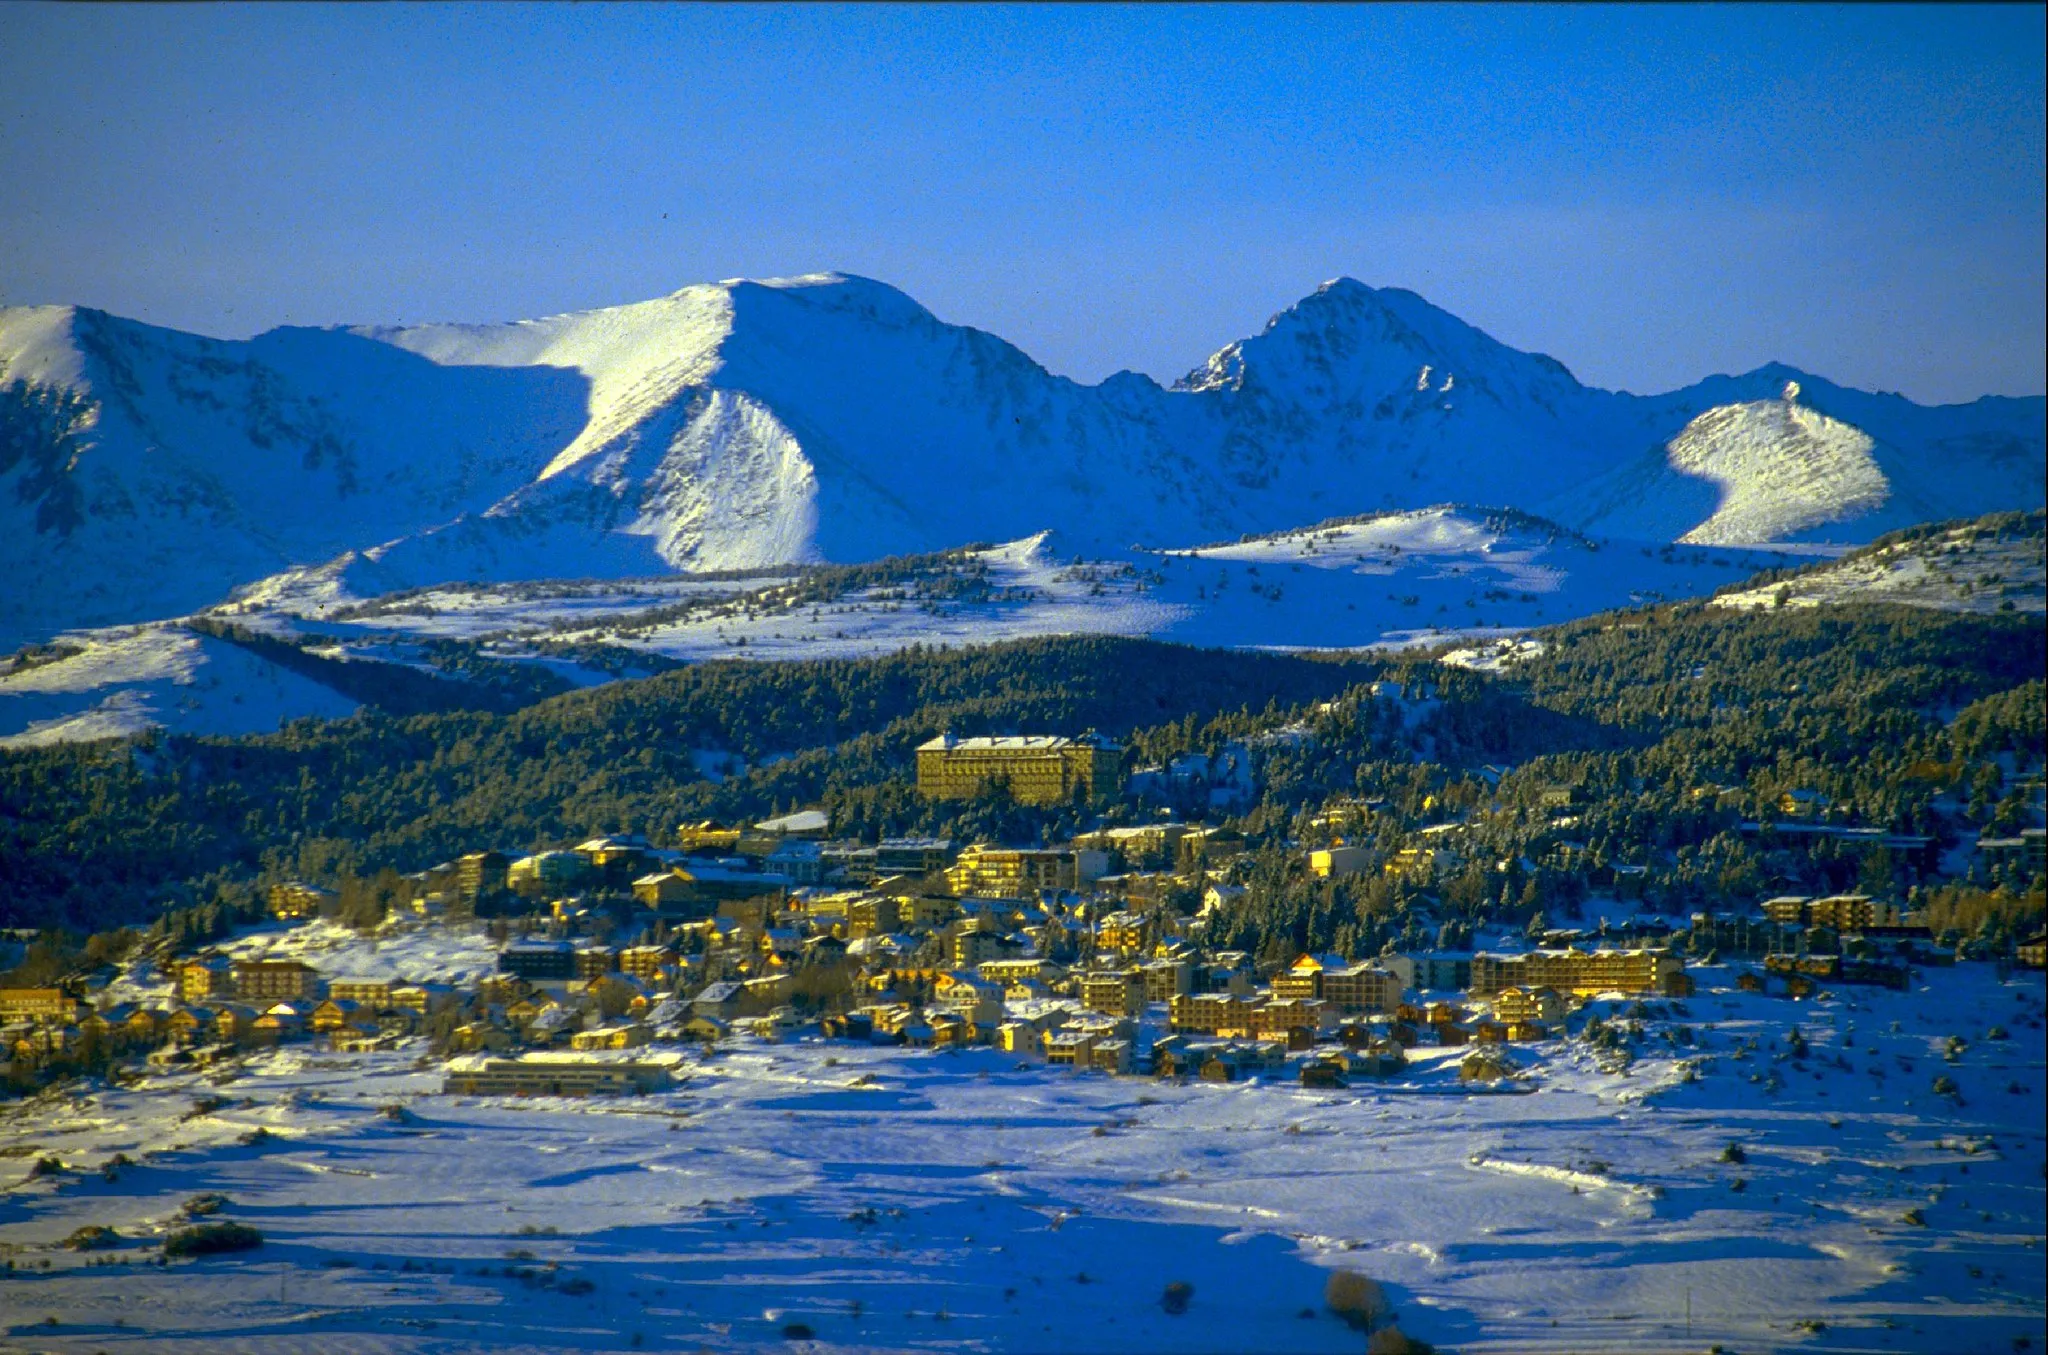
<box><xmin>1</xmin><ymin>603</ymin><xmax>2042</xmax><ymax>959</ymax></box>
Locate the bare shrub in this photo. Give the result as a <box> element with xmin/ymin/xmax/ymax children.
<box><xmin>1326</xmin><ymin>1269</ymin><xmax>1390</xmax><ymax>1330</ymax></box>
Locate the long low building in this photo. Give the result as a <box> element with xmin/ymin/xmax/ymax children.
<box><xmin>1469</xmin><ymin>947</ymin><xmax>1685</xmax><ymax>998</ymax></box>
<box><xmin>441</xmin><ymin>1053</ymin><xmax>678</xmax><ymax>1097</ymax></box>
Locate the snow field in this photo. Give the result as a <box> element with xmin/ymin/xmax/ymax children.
<box><xmin>3</xmin><ymin>966</ymin><xmax>2043</xmax><ymax>1353</ymax></box>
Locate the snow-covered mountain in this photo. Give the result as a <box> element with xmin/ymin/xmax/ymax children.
<box><xmin>3</xmin><ymin>273</ymin><xmax>2041</xmax><ymax>648</ymax></box>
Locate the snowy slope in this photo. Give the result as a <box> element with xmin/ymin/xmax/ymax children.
<box><xmin>5</xmin><ymin>275</ymin><xmax>2042</xmax><ymax>649</ymax></box>
<box><xmin>1714</xmin><ymin>512</ymin><xmax>2047</xmax><ymax>615</ymax></box>
<box><xmin>0</xmin><ymin>622</ymin><xmax>359</xmax><ymax>748</ymax></box>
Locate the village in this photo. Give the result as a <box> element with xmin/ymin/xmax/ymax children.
<box><xmin>7</xmin><ymin>733</ymin><xmax>2041</xmax><ymax>1101</ymax></box>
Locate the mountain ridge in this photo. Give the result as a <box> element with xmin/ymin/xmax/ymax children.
<box><xmin>3</xmin><ymin>271</ymin><xmax>2041</xmax><ymax>648</ymax></box>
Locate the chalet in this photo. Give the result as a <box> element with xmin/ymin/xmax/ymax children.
<box><xmin>167</xmin><ymin>1007</ymin><xmax>213</xmax><ymax>1043</ymax></box>
<box><xmin>311</xmin><ymin>998</ymin><xmax>372</xmax><ymax>1034</ymax></box>
<box><xmin>1301</xmin><ymin>1061</ymin><xmax>1346</xmax><ymax>1089</ymax></box>
<box><xmin>252</xmin><ymin>1002</ymin><xmax>307</xmax><ymax>1042</ymax></box>
<box><xmin>267</xmin><ymin>881</ymin><xmax>336</xmax><ymax>921</ymax></box>
<box><xmin>1090</xmin><ymin>1039</ymin><xmax>1133</xmax><ymax>1075</ymax></box>
<box><xmin>741</xmin><ymin>974</ymin><xmax>794</xmax><ymax>1013</ymax></box>
<box><xmin>330</xmin><ymin>978</ymin><xmax>394</xmax><ymax>1009</ymax></box>
<box><xmin>122</xmin><ymin>1007</ymin><xmax>169</xmax><ymax>1042</ymax></box>
<box><xmin>1492</xmin><ymin>986</ymin><xmax>1566</xmax><ymax>1025</ymax></box>
<box><xmin>213</xmin><ymin>1005</ymin><xmax>257</xmax><ymax>1043</ymax></box>
<box><xmin>632</xmin><ymin>873</ymin><xmax>693</xmax><ymax>910</ymax></box>
<box><xmin>1044</xmin><ymin>1030</ymin><xmax>1096</xmax><ymax>1067</ymax></box>
<box><xmin>570</xmin><ymin>1023</ymin><xmax>653</xmax><ymax>1051</ymax></box>
<box><xmin>391</xmin><ymin>982</ymin><xmax>455</xmax><ymax>1014</ymax></box>
<box><xmin>178</xmin><ymin>956</ymin><xmax>235</xmax><ymax>1002</ymax></box>
<box><xmin>2020</xmin><ymin>931</ymin><xmax>2047</xmax><ymax>970</ymax></box>
<box><xmin>691</xmin><ymin>981</ymin><xmax>745</xmax><ymax>1020</ymax></box>
<box><xmin>681</xmin><ymin>1014</ymin><xmax>730</xmax><ymax>1042</ymax></box>
<box><xmin>933</xmin><ymin>971</ymin><xmax>1004</xmax><ymax>1020</ymax></box>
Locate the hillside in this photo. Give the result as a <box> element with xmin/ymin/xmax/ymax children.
<box><xmin>4</xmin><ymin>274</ymin><xmax>2041</xmax><ymax>649</ymax></box>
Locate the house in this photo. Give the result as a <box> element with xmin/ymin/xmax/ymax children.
<box><xmin>934</xmin><ymin>971</ymin><xmax>1004</xmax><ymax>1024</ymax></box>
<box><xmin>178</xmin><ymin>956</ymin><xmax>235</xmax><ymax>1002</ymax></box>
<box><xmin>575</xmin><ymin>835</ymin><xmax>654</xmax><ymax>889</ymax></box>
<box><xmin>692</xmin><ymin>981</ymin><xmax>745</xmax><ymax>1020</ymax></box>
<box><xmin>1168</xmin><ymin>992</ymin><xmax>1257</xmax><ymax>1037</ymax></box>
<box><xmin>1778</xmin><ymin>789</ymin><xmax>1830</xmax><ymax>818</ymax></box>
<box><xmin>1309</xmin><ymin>846</ymin><xmax>1369</xmax><ymax>879</ymax></box>
<box><xmin>1044</xmin><ymin>1030</ymin><xmax>1096</xmax><ymax>1067</ymax></box>
<box><xmin>1251</xmin><ymin>998</ymin><xmax>1330</xmax><ymax>1040</ymax></box>
<box><xmin>952</xmin><ymin>926</ymin><xmax>1018</xmax><ymax>966</ymax></box>
<box><xmin>451</xmin><ymin>1022</ymin><xmax>515</xmax><ymax>1053</ymax></box>
<box><xmin>330</xmin><ymin>977</ymin><xmax>395</xmax><ymax>1009</ymax></box>
<box><xmin>213</xmin><ymin>1005</ymin><xmax>257</xmax><ymax>1043</ymax></box>
<box><xmin>267</xmin><ymin>881</ymin><xmax>336</xmax><ymax>921</ymax></box>
<box><xmin>1492</xmin><ymin>986</ymin><xmax>1566</xmax><ymax>1025</ymax></box>
<box><xmin>2020</xmin><ymin>931</ymin><xmax>2047</xmax><ymax>970</ymax></box>
<box><xmin>764</xmin><ymin>839</ymin><xmax>826</xmax><ymax>885</ymax></box>
<box><xmin>311</xmin><ymin>998</ymin><xmax>370</xmax><ymax>1034</ymax></box>
<box><xmin>1089</xmin><ymin>1039</ymin><xmax>1133</xmax><ymax>1075</ymax></box>
<box><xmin>570</xmin><ymin>1023</ymin><xmax>652</xmax><ymax>1051</ymax></box>
<box><xmin>681</xmin><ymin>1014</ymin><xmax>730</xmax><ymax>1042</ymax></box>
<box><xmin>390</xmin><ymin>983</ymin><xmax>456</xmax><ymax>1014</ymax></box>
<box><xmin>632</xmin><ymin>873</ymin><xmax>693</xmax><ymax>910</ymax></box>
<box><xmin>740</xmin><ymin>974</ymin><xmax>793</xmax><ymax>1014</ymax></box>
<box><xmin>509</xmin><ymin>851</ymin><xmax>593</xmax><ymax>900</ymax></box>
<box><xmin>166</xmin><ymin>1007</ymin><xmax>213</xmax><ymax>1043</ymax></box>
<box><xmin>252</xmin><ymin>1002</ymin><xmax>307</xmax><ymax>1042</ymax></box>
<box><xmin>1470</xmin><ymin>947</ymin><xmax>1685</xmax><ymax>998</ymax></box>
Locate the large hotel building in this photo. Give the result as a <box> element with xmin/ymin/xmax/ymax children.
<box><xmin>915</xmin><ymin>733</ymin><xmax>1122</xmax><ymax>806</ymax></box>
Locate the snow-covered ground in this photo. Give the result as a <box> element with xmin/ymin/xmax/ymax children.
<box><xmin>1715</xmin><ymin>519</ymin><xmax>2047</xmax><ymax>616</ymax></box>
<box><xmin>0</xmin><ymin>624</ymin><xmax>359</xmax><ymax>749</ymax></box>
<box><xmin>4</xmin><ymin>966</ymin><xmax>2043</xmax><ymax>1353</ymax></box>
<box><xmin>0</xmin><ymin>512</ymin><xmax>1826</xmax><ymax>745</ymax></box>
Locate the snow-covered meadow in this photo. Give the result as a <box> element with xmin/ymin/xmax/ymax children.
<box><xmin>1</xmin><ymin>511</ymin><xmax>1832</xmax><ymax>747</ymax></box>
<box><xmin>4</xmin><ymin>966</ymin><xmax>2043</xmax><ymax>1354</ymax></box>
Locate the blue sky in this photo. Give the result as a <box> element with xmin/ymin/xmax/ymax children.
<box><xmin>2</xmin><ymin>3</ymin><xmax>2041</xmax><ymax>402</ymax></box>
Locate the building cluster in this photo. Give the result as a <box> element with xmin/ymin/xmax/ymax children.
<box><xmin>8</xmin><ymin>736</ymin><xmax>2036</xmax><ymax>1091</ymax></box>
